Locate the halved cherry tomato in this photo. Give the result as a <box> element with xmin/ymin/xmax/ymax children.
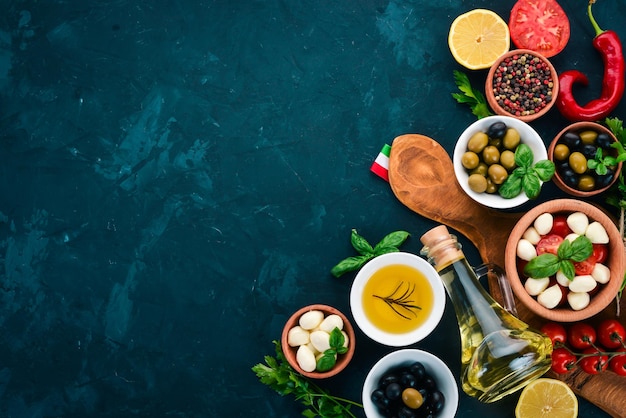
<box><xmin>592</xmin><ymin>243</ymin><xmax>609</xmax><ymax>264</ymax></box>
<box><xmin>536</xmin><ymin>234</ymin><xmax>563</xmax><ymax>255</ymax></box>
<box><xmin>579</xmin><ymin>347</ymin><xmax>609</xmax><ymax>374</ymax></box>
<box><xmin>540</xmin><ymin>322</ymin><xmax>567</xmax><ymax>346</ymax></box>
<box><xmin>597</xmin><ymin>319</ymin><xmax>626</xmax><ymax>349</ymax></box>
<box><xmin>609</xmin><ymin>348</ymin><xmax>626</xmax><ymax>376</ymax></box>
<box><xmin>508</xmin><ymin>0</ymin><xmax>571</xmax><ymax>58</ymax></box>
<box><xmin>550</xmin><ymin>215</ymin><xmax>572</xmax><ymax>237</ymax></box>
<box><xmin>551</xmin><ymin>347</ymin><xmax>577</xmax><ymax>374</ymax></box>
<box><xmin>573</xmin><ymin>256</ymin><xmax>596</xmax><ymax>276</ymax></box>
<box><xmin>568</xmin><ymin>323</ymin><xmax>597</xmax><ymax>350</ymax></box>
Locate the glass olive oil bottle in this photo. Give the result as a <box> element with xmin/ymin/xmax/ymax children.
<box><xmin>420</xmin><ymin>225</ymin><xmax>552</xmax><ymax>403</ymax></box>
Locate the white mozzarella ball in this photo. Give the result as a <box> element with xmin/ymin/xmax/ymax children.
<box><xmin>296</xmin><ymin>345</ymin><xmax>317</xmax><ymax>372</ymax></box>
<box><xmin>524</xmin><ymin>277</ymin><xmax>550</xmax><ymax>296</ymax></box>
<box><xmin>306</xmin><ymin>342</ymin><xmax>320</xmax><ymax>356</ymax></box>
<box><xmin>310</xmin><ymin>330</ymin><xmax>331</xmax><ymax>353</ymax></box>
<box><xmin>287</xmin><ymin>326</ymin><xmax>310</xmax><ymax>347</ymax></box>
<box><xmin>585</xmin><ymin>221</ymin><xmax>609</xmax><ymax>244</ymax></box>
<box><xmin>569</xmin><ymin>275</ymin><xmax>597</xmax><ymax>293</ymax></box>
<box><xmin>556</xmin><ymin>271</ymin><xmax>571</xmax><ymax>287</ymax></box>
<box><xmin>522</xmin><ymin>226</ymin><xmax>542</xmax><ymax>245</ymax></box>
<box><xmin>517</xmin><ymin>239</ymin><xmax>537</xmax><ymax>261</ymax></box>
<box><xmin>564</xmin><ymin>233</ymin><xmax>580</xmax><ymax>243</ymax></box>
<box><xmin>534</xmin><ymin>213</ymin><xmax>554</xmax><ymax>235</ymax></box>
<box><xmin>591</xmin><ymin>263</ymin><xmax>611</xmax><ymax>284</ymax></box>
<box><xmin>567</xmin><ymin>212</ymin><xmax>589</xmax><ymax>235</ymax></box>
<box><xmin>567</xmin><ymin>292</ymin><xmax>590</xmax><ymax>311</ymax></box>
<box><xmin>299</xmin><ymin>310</ymin><xmax>324</xmax><ymax>330</ymax></box>
<box><xmin>319</xmin><ymin>314</ymin><xmax>344</xmax><ymax>333</ymax></box>
<box><xmin>537</xmin><ymin>285</ymin><xmax>563</xmax><ymax>309</ymax></box>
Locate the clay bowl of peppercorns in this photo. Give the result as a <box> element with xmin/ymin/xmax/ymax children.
<box><xmin>485</xmin><ymin>49</ymin><xmax>559</xmax><ymax>123</ymax></box>
<box><xmin>549</xmin><ymin>121</ymin><xmax>622</xmax><ymax>197</ymax></box>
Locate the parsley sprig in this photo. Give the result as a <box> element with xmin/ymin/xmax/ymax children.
<box><xmin>451</xmin><ymin>70</ymin><xmax>493</xmax><ymax>119</ymax></box>
<box><xmin>252</xmin><ymin>341</ymin><xmax>362</xmax><ymax>418</ymax></box>
<box><xmin>498</xmin><ymin>143</ymin><xmax>555</xmax><ymax>199</ymax></box>
<box><xmin>524</xmin><ymin>235</ymin><xmax>593</xmax><ymax>281</ymax></box>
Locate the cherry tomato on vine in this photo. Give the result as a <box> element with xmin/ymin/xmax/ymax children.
<box><xmin>540</xmin><ymin>322</ymin><xmax>567</xmax><ymax>346</ymax></box>
<box><xmin>609</xmin><ymin>348</ymin><xmax>626</xmax><ymax>376</ymax></box>
<box><xmin>550</xmin><ymin>215</ymin><xmax>572</xmax><ymax>237</ymax></box>
<box><xmin>568</xmin><ymin>323</ymin><xmax>597</xmax><ymax>350</ymax></box>
<box><xmin>550</xmin><ymin>347</ymin><xmax>577</xmax><ymax>374</ymax></box>
<box><xmin>592</xmin><ymin>243</ymin><xmax>609</xmax><ymax>264</ymax></box>
<box><xmin>579</xmin><ymin>348</ymin><xmax>609</xmax><ymax>375</ymax></box>
<box><xmin>597</xmin><ymin>319</ymin><xmax>626</xmax><ymax>349</ymax></box>
<box><xmin>536</xmin><ymin>234</ymin><xmax>563</xmax><ymax>256</ymax></box>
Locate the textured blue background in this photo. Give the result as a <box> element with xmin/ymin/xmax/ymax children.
<box><xmin>0</xmin><ymin>0</ymin><xmax>624</xmax><ymax>416</ymax></box>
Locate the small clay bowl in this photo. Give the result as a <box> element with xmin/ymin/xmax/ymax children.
<box><xmin>549</xmin><ymin>121</ymin><xmax>622</xmax><ymax>197</ymax></box>
<box><xmin>504</xmin><ymin>199</ymin><xmax>625</xmax><ymax>322</ymax></box>
<box><xmin>485</xmin><ymin>49</ymin><xmax>559</xmax><ymax>123</ymax></box>
<box><xmin>281</xmin><ymin>304</ymin><xmax>355</xmax><ymax>379</ymax></box>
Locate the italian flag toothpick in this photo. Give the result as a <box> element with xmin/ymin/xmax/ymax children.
<box><xmin>370</xmin><ymin>144</ymin><xmax>391</xmax><ymax>181</ymax></box>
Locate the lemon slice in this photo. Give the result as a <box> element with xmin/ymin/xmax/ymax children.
<box><xmin>448</xmin><ymin>9</ymin><xmax>510</xmax><ymax>70</ymax></box>
<box><xmin>515</xmin><ymin>378</ymin><xmax>578</xmax><ymax>418</ymax></box>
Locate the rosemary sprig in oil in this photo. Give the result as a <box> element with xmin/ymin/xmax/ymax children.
<box><xmin>373</xmin><ymin>281</ymin><xmax>421</xmax><ymax>320</ymax></box>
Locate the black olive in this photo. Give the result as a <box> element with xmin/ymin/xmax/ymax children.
<box><xmin>596</xmin><ymin>132</ymin><xmax>613</xmax><ymax>149</ymax></box>
<box><xmin>596</xmin><ymin>169</ymin><xmax>615</xmax><ymax>188</ymax></box>
<box><xmin>371</xmin><ymin>389</ymin><xmax>389</xmax><ymax>409</ymax></box>
<box><xmin>581</xmin><ymin>144</ymin><xmax>598</xmax><ymax>159</ymax></box>
<box><xmin>379</xmin><ymin>372</ymin><xmax>400</xmax><ymax>388</ymax></box>
<box><xmin>400</xmin><ymin>372</ymin><xmax>418</xmax><ymax>388</ymax></box>
<box><xmin>386</xmin><ymin>382</ymin><xmax>402</xmax><ymax>401</ymax></box>
<box><xmin>398</xmin><ymin>406</ymin><xmax>417</xmax><ymax>418</ymax></box>
<box><xmin>409</xmin><ymin>362</ymin><xmax>426</xmax><ymax>381</ymax></box>
<box><xmin>421</xmin><ymin>377</ymin><xmax>436</xmax><ymax>390</ymax></box>
<box><xmin>561</xmin><ymin>132</ymin><xmax>582</xmax><ymax>150</ymax></box>
<box><xmin>428</xmin><ymin>390</ymin><xmax>445</xmax><ymax>413</ymax></box>
<box><xmin>559</xmin><ymin>167</ymin><xmax>579</xmax><ymax>188</ymax></box>
<box><xmin>486</xmin><ymin>121</ymin><xmax>507</xmax><ymax>139</ymax></box>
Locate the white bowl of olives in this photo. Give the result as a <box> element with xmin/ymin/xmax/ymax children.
<box><xmin>453</xmin><ymin>115</ymin><xmax>549</xmax><ymax>209</ymax></box>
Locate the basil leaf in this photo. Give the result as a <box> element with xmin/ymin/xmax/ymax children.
<box><xmin>533</xmin><ymin>160</ymin><xmax>555</xmax><ymax>181</ymax></box>
<box><xmin>570</xmin><ymin>235</ymin><xmax>594</xmax><ymax>262</ymax></box>
<box><xmin>524</xmin><ymin>253</ymin><xmax>560</xmax><ymax>278</ymax></box>
<box><xmin>328</xmin><ymin>327</ymin><xmax>345</xmax><ymax>350</ymax></box>
<box><xmin>350</xmin><ymin>229</ymin><xmax>373</xmax><ymax>255</ymax></box>
<box><xmin>514</xmin><ymin>143</ymin><xmax>534</xmax><ymax>168</ymax></box>
<box><xmin>557</xmin><ymin>238</ymin><xmax>573</xmax><ymax>259</ymax></box>
<box><xmin>316</xmin><ymin>352</ymin><xmax>337</xmax><ymax>372</ymax></box>
<box><xmin>560</xmin><ymin>260</ymin><xmax>576</xmax><ymax>281</ymax></box>
<box><xmin>498</xmin><ymin>172</ymin><xmax>523</xmax><ymax>199</ymax></box>
<box><xmin>374</xmin><ymin>230</ymin><xmax>410</xmax><ymax>252</ymax></box>
<box><xmin>330</xmin><ymin>254</ymin><xmax>372</xmax><ymax>277</ymax></box>
<box><xmin>374</xmin><ymin>246</ymin><xmax>400</xmax><ymax>255</ymax></box>
<box><xmin>522</xmin><ymin>172</ymin><xmax>541</xmax><ymax>199</ymax></box>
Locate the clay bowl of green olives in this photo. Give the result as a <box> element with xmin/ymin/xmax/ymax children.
<box><xmin>548</xmin><ymin>121</ymin><xmax>622</xmax><ymax>197</ymax></box>
<box><xmin>453</xmin><ymin>115</ymin><xmax>548</xmax><ymax>209</ymax></box>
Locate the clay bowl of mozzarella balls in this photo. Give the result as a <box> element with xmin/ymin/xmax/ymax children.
<box><xmin>281</xmin><ymin>304</ymin><xmax>355</xmax><ymax>378</ymax></box>
<box><xmin>505</xmin><ymin>199</ymin><xmax>625</xmax><ymax>322</ymax></box>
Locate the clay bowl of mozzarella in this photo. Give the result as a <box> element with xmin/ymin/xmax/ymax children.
<box><xmin>504</xmin><ymin>199</ymin><xmax>625</xmax><ymax>322</ymax></box>
<box><xmin>281</xmin><ymin>304</ymin><xmax>355</xmax><ymax>378</ymax></box>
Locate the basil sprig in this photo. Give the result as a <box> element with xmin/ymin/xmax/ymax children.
<box><xmin>315</xmin><ymin>328</ymin><xmax>349</xmax><ymax>372</ymax></box>
<box><xmin>524</xmin><ymin>235</ymin><xmax>594</xmax><ymax>281</ymax></box>
<box><xmin>330</xmin><ymin>229</ymin><xmax>410</xmax><ymax>277</ymax></box>
<box><xmin>498</xmin><ymin>144</ymin><xmax>555</xmax><ymax>199</ymax></box>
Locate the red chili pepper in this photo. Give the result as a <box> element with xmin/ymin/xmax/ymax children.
<box><xmin>556</xmin><ymin>1</ymin><xmax>625</xmax><ymax>121</ymax></box>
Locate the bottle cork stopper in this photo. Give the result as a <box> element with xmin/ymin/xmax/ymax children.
<box><xmin>420</xmin><ymin>225</ymin><xmax>464</xmax><ymax>271</ymax></box>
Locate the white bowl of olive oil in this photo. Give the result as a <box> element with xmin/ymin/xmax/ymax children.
<box><xmin>350</xmin><ymin>252</ymin><xmax>446</xmax><ymax>346</ymax></box>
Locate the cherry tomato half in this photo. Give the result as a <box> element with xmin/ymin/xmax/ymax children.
<box><xmin>609</xmin><ymin>348</ymin><xmax>626</xmax><ymax>376</ymax></box>
<box><xmin>597</xmin><ymin>319</ymin><xmax>626</xmax><ymax>349</ymax></box>
<box><xmin>579</xmin><ymin>347</ymin><xmax>609</xmax><ymax>375</ymax></box>
<box><xmin>573</xmin><ymin>256</ymin><xmax>596</xmax><ymax>276</ymax></box>
<box><xmin>536</xmin><ymin>234</ymin><xmax>563</xmax><ymax>256</ymax></box>
<box><xmin>568</xmin><ymin>323</ymin><xmax>597</xmax><ymax>350</ymax></box>
<box><xmin>508</xmin><ymin>0</ymin><xmax>571</xmax><ymax>58</ymax></box>
<box><xmin>550</xmin><ymin>215</ymin><xmax>572</xmax><ymax>238</ymax></box>
<box><xmin>540</xmin><ymin>322</ymin><xmax>567</xmax><ymax>346</ymax></box>
<box><xmin>592</xmin><ymin>243</ymin><xmax>609</xmax><ymax>264</ymax></box>
<box><xmin>551</xmin><ymin>347</ymin><xmax>577</xmax><ymax>374</ymax></box>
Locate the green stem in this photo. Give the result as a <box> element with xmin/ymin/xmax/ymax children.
<box><xmin>588</xmin><ymin>0</ymin><xmax>605</xmax><ymax>36</ymax></box>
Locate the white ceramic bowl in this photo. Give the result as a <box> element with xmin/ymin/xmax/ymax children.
<box><xmin>362</xmin><ymin>349</ymin><xmax>459</xmax><ymax>418</ymax></box>
<box><xmin>350</xmin><ymin>252</ymin><xmax>445</xmax><ymax>346</ymax></box>
<box><xmin>453</xmin><ymin>115</ymin><xmax>548</xmax><ymax>209</ymax></box>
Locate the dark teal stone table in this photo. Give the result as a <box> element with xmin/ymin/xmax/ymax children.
<box><xmin>0</xmin><ymin>0</ymin><xmax>623</xmax><ymax>416</ymax></box>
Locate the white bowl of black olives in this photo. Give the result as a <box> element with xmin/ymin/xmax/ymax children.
<box><xmin>453</xmin><ymin>115</ymin><xmax>548</xmax><ymax>209</ymax></box>
<box><xmin>362</xmin><ymin>349</ymin><xmax>458</xmax><ymax>418</ymax></box>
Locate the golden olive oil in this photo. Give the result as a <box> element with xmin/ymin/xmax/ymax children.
<box><xmin>362</xmin><ymin>264</ymin><xmax>434</xmax><ymax>334</ymax></box>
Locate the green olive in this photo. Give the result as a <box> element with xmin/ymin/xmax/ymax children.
<box><xmin>471</xmin><ymin>162</ymin><xmax>488</xmax><ymax>176</ymax></box>
<box><xmin>578</xmin><ymin>174</ymin><xmax>596</xmax><ymax>191</ymax></box>
<box><xmin>568</xmin><ymin>151</ymin><xmax>588</xmax><ymax>175</ymax></box>
<box><xmin>500</xmin><ymin>150</ymin><xmax>516</xmax><ymax>171</ymax></box>
<box><xmin>488</xmin><ymin>164</ymin><xmax>508</xmax><ymax>185</ymax></box>
<box><xmin>468</xmin><ymin>173</ymin><xmax>488</xmax><ymax>193</ymax></box>
<box><xmin>579</xmin><ymin>130</ymin><xmax>598</xmax><ymax>145</ymax></box>
<box><xmin>553</xmin><ymin>143</ymin><xmax>570</xmax><ymax>161</ymax></box>
<box><xmin>502</xmin><ymin>128</ymin><xmax>521</xmax><ymax>150</ymax></box>
<box><xmin>402</xmin><ymin>388</ymin><xmax>424</xmax><ymax>410</ymax></box>
<box><xmin>467</xmin><ymin>132</ymin><xmax>489</xmax><ymax>153</ymax></box>
<box><xmin>482</xmin><ymin>145</ymin><xmax>500</xmax><ymax>165</ymax></box>
<box><xmin>462</xmin><ymin>151</ymin><xmax>480</xmax><ymax>169</ymax></box>
<box><xmin>485</xmin><ymin>177</ymin><xmax>498</xmax><ymax>194</ymax></box>
<box><xmin>488</xmin><ymin>138</ymin><xmax>502</xmax><ymax>149</ymax></box>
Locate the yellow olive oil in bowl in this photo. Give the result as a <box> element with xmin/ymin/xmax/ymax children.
<box><xmin>350</xmin><ymin>252</ymin><xmax>446</xmax><ymax>346</ymax></box>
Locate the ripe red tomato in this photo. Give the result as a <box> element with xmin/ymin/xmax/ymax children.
<box><xmin>579</xmin><ymin>347</ymin><xmax>609</xmax><ymax>374</ymax></box>
<box><xmin>597</xmin><ymin>319</ymin><xmax>626</xmax><ymax>349</ymax></box>
<box><xmin>568</xmin><ymin>323</ymin><xmax>597</xmax><ymax>350</ymax></box>
<box><xmin>508</xmin><ymin>0</ymin><xmax>571</xmax><ymax>58</ymax></box>
<box><xmin>550</xmin><ymin>347</ymin><xmax>577</xmax><ymax>374</ymax></box>
<box><xmin>609</xmin><ymin>348</ymin><xmax>626</xmax><ymax>376</ymax></box>
<box><xmin>550</xmin><ymin>215</ymin><xmax>571</xmax><ymax>237</ymax></box>
<box><xmin>592</xmin><ymin>243</ymin><xmax>609</xmax><ymax>264</ymax></box>
<box><xmin>536</xmin><ymin>234</ymin><xmax>563</xmax><ymax>255</ymax></box>
<box><xmin>540</xmin><ymin>322</ymin><xmax>567</xmax><ymax>346</ymax></box>
<box><xmin>573</xmin><ymin>256</ymin><xmax>596</xmax><ymax>276</ymax></box>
